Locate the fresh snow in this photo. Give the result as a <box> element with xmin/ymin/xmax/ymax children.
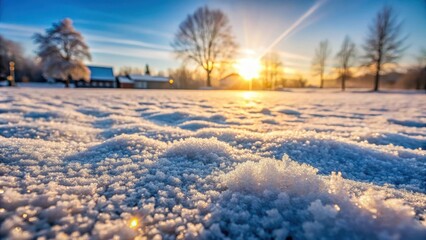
<box><xmin>0</xmin><ymin>89</ymin><xmax>425</xmax><ymax>239</ymax></box>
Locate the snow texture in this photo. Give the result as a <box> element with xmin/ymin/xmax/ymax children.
<box><xmin>0</xmin><ymin>89</ymin><xmax>425</xmax><ymax>239</ymax></box>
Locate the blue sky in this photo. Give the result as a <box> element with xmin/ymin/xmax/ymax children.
<box><xmin>0</xmin><ymin>0</ymin><xmax>425</xmax><ymax>75</ymax></box>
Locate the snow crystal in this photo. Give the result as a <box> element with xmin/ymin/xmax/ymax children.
<box><xmin>0</xmin><ymin>89</ymin><xmax>425</xmax><ymax>239</ymax></box>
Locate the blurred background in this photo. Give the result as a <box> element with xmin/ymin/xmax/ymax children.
<box><xmin>0</xmin><ymin>0</ymin><xmax>425</xmax><ymax>90</ymax></box>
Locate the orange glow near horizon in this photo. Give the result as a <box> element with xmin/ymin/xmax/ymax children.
<box><xmin>235</xmin><ymin>58</ymin><xmax>261</xmax><ymax>80</ymax></box>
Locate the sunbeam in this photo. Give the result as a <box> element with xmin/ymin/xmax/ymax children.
<box><xmin>258</xmin><ymin>0</ymin><xmax>327</xmax><ymax>59</ymax></box>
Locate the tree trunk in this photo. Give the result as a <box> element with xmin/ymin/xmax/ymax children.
<box><xmin>374</xmin><ymin>52</ymin><xmax>382</xmax><ymax>92</ymax></box>
<box><xmin>341</xmin><ymin>75</ymin><xmax>345</xmax><ymax>91</ymax></box>
<box><xmin>374</xmin><ymin>66</ymin><xmax>380</xmax><ymax>92</ymax></box>
<box><xmin>320</xmin><ymin>73</ymin><xmax>324</xmax><ymax>88</ymax></box>
<box><xmin>206</xmin><ymin>71</ymin><xmax>211</xmax><ymax>87</ymax></box>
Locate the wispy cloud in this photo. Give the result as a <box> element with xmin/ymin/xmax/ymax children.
<box><xmin>276</xmin><ymin>50</ymin><xmax>310</xmax><ymax>61</ymax></box>
<box><xmin>75</xmin><ymin>19</ymin><xmax>174</xmax><ymax>39</ymax></box>
<box><xmin>0</xmin><ymin>22</ymin><xmax>174</xmax><ymax>62</ymax></box>
<box><xmin>91</xmin><ymin>46</ymin><xmax>172</xmax><ymax>60</ymax></box>
<box><xmin>284</xmin><ymin>61</ymin><xmax>312</xmax><ymax>69</ymax></box>
<box><xmin>240</xmin><ymin>48</ymin><xmax>310</xmax><ymax>62</ymax></box>
<box><xmin>0</xmin><ymin>23</ymin><xmax>42</xmax><ymax>34</ymax></box>
<box><xmin>86</xmin><ymin>34</ymin><xmax>172</xmax><ymax>51</ymax></box>
<box><xmin>0</xmin><ymin>29</ymin><xmax>34</xmax><ymax>39</ymax></box>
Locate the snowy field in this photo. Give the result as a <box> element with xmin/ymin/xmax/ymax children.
<box><xmin>0</xmin><ymin>88</ymin><xmax>425</xmax><ymax>239</ymax></box>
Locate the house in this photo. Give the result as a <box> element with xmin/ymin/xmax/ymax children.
<box><xmin>219</xmin><ymin>73</ymin><xmax>247</xmax><ymax>90</ymax></box>
<box><xmin>75</xmin><ymin>66</ymin><xmax>116</xmax><ymax>88</ymax></box>
<box><xmin>117</xmin><ymin>76</ymin><xmax>134</xmax><ymax>89</ymax></box>
<box><xmin>129</xmin><ymin>74</ymin><xmax>173</xmax><ymax>89</ymax></box>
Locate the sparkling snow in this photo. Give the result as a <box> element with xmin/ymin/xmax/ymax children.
<box><xmin>0</xmin><ymin>89</ymin><xmax>425</xmax><ymax>239</ymax></box>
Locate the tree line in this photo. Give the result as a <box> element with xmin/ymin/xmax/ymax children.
<box><xmin>0</xmin><ymin>5</ymin><xmax>425</xmax><ymax>91</ymax></box>
<box><xmin>172</xmin><ymin>5</ymin><xmax>426</xmax><ymax>91</ymax></box>
<box><xmin>311</xmin><ymin>6</ymin><xmax>426</xmax><ymax>91</ymax></box>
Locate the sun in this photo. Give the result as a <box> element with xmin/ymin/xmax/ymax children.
<box><xmin>129</xmin><ymin>217</ymin><xmax>139</xmax><ymax>229</ymax></box>
<box><xmin>235</xmin><ymin>58</ymin><xmax>261</xmax><ymax>80</ymax></box>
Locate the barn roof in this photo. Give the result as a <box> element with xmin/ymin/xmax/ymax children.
<box><xmin>128</xmin><ymin>74</ymin><xmax>169</xmax><ymax>82</ymax></box>
<box><xmin>117</xmin><ymin>76</ymin><xmax>134</xmax><ymax>84</ymax></box>
<box><xmin>88</xmin><ymin>66</ymin><xmax>115</xmax><ymax>81</ymax></box>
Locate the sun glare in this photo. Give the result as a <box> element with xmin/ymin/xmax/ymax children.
<box><xmin>235</xmin><ymin>58</ymin><xmax>261</xmax><ymax>80</ymax></box>
<box><xmin>129</xmin><ymin>217</ymin><xmax>139</xmax><ymax>229</ymax></box>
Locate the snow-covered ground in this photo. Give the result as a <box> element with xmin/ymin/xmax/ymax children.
<box><xmin>0</xmin><ymin>88</ymin><xmax>425</xmax><ymax>239</ymax></box>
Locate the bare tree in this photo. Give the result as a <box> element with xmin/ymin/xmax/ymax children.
<box><xmin>336</xmin><ymin>36</ymin><xmax>357</xmax><ymax>91</ymax></box>
<box><xmin>363</xmin><ymin>6</ymin><xmax>406</xmax><ymax>92</ymax></box>
<box><xmin>172</xmin><ymin>6</ymin><xmax>237</xmax><ymax>87</ymax></box>
<box><xmin>34</xmin><ymin>18</ymin><xmax>91</xmax><ymax>87</ymax></box>
<box><xmin>312</xmin><ymin>40</ymin><xmax>331</xmax><ymax>88</ymax></box>
<box><xmin>261</xmin><ymin>52</ymin><xmax>284</xmax><ymax>90</ymax></box>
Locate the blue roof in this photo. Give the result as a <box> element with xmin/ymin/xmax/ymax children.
<box><xmin>88</xmin><ymin>66</ymin><xmax>115</xmax><ymax>81</ymax></box>
<box><xmin>117</xmin><ymin>76</ymin><xmax>134</xmax><ymax>83</ymax></box>
<box><xmin>128</xmin><ymin>74</ymin><xmax>169</xmax><ymax>82</ymax></box>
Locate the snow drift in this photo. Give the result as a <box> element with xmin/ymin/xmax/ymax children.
<box><xmin>0</xmin><ymin>89</ymin><xmax>425</xmax><ymax>239</ymax></box>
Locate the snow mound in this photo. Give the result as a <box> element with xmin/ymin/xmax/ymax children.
<box><xmin>361</xmin><ymin>132</ymin><xmax>426</xmax><ymax>150</ymax></box>
<box><xmin>198</xmin><ymin>129</ymin><xmax>426</xmax><ymax>192</ymax></box>
<box><xmin>179</xmin><ymin>120</ymin><xmax>225</xmax><ymax>131</ymax></box>
<box><xmin>99</xmin><ymin>122</ymin><xmax>191</xmax><ymax>142</ymax></box>
<box><xmin>223</xmin><ymin>157</ymin><xmax>320</xmax><ymax>196</ymax></box>
<box><xmin>163</xmin><ymin>137</ymin><xmax>242</xmax><ymax>164</ymax></box>
<box><xmin>277</xmin><ymin>108</ymin><xmax>301</xmax><ymax>116</ymax></box>
<box><xmin>67</xmin><ymin>134</ymin><xmax>167</xmax><ymax>162</ymax></box>
<box><xmin>0</xmin><ymin>122</ymin><xmax>99</xmax><ymax>143</ymax></box>
<box><xmin>218</xmin><ymin>158</ymin><xmax>426</xmax><ymax>239</ymax></box>
<box><xmin>0</xmin><ymin>89</ymin><xmax>425</xmax><ymax>239</ymax></box>
<box><xmin>388</xmin><ymin>119</ymin><xmax>426</xmax><ymax>128</ymax></box>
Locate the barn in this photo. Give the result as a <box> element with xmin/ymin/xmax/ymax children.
<box><xmin>219</xmin><ymin>73</ymin><xmax>247</xmax><ymax>90</ymax></box>
<box><xmin>117</xmin><ymin>76</ymin><xmax>134</xmax><ymax>89</ymax></box>
<box><xmin>129</xmin><ymin>74</ymin><xmax>173</xmax><ymax>89</ymax></box>
<box><xmin>75</xmin><ymin>66</ymin><xmax>117</xmax><ymax>88</ymax></box>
